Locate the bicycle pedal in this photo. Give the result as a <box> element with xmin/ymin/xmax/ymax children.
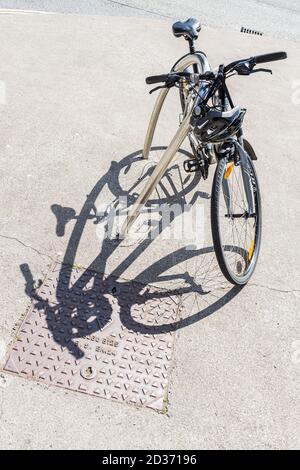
<box><xmin>183</xmin><ymin>159</ymin><xmax>202</xmax><ymax>173</ymax></box>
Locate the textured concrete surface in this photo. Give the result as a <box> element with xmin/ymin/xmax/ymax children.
<box><xmin>0</xmin><ymin>0</ymin><xmax>299</xmax><ymax>41</ymax></box>
<box><xmin>0</xmin><ymin>12</ymin><xmax>299</xmax><ymax>449</ymax></box>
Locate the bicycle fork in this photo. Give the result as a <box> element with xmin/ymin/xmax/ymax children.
<box><xmin>222</xmin><ymin>140</ymin><xmax>255</xmax><ymax>217</ymax></box>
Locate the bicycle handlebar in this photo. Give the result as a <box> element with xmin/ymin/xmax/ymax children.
<box><xmin>254</xmin><ymin>51</ymin><xmax>287</xmax><ymax>64</ymax></box>
<box><xmin>146</xmin><ymin>74</ymin><xmax>170</xmax><ymax>84</ymax></box>
<box><xmin>145</xmin><ymin>71</ymin><xmax>211</xmax><ymax>86</ymax></box>
<box><xmin>146</xmin><ymin>51</ymin><xmax>287</xmax><ymax>89</ymax></box>
<box><xmin>225</xmin><ymin>51</ymin><xmax>287</xmax><ymax>72</ymax></box>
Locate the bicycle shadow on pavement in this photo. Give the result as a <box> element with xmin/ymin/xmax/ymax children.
<box><xmin>20</xmin><ymin>147</ymin><xmax>243</xmax><ymax>359</ymax></box>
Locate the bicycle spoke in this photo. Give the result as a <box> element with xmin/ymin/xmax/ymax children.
<box><xmin>217</xmin><ymin>158</ymin><xmax>259</xmax><ymax>278</ymax></box>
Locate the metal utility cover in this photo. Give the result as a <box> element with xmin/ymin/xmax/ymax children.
<box><xmin>4</xmin><ymin>264</ymin><xmax>179</xmax><ymax>411</ymax></box>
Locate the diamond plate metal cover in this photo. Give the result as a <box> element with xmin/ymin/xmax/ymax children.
<box><xmin>4</xmin><ymin>263</ymin><xmax>180</xmax><ymax>411</ymax></box>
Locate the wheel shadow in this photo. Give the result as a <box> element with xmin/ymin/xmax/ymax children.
<box><xmin>20</xmin><ymin>147</ymin><xmax>243</xmax><ymax>359</ymax></box>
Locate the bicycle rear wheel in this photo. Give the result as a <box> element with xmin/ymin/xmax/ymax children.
<box><xmin>211</xmin><ymin>150</ymin><xmax>262</xmax><ymax>285</ymax></box>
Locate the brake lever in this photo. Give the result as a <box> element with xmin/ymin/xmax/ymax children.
<box><xmin>149</xmin><ymin>85</ymin><xmax>166</xmax><ymax>94</ymax></box>
<box><xmin>149</xmin><ymin>75</ymin><xmax>182</xmax><ymax>94</ymax></box>
<box><xmin>252</xmin><ymin>68</ymin><xmax>273</xmax><ymax>74</ymax></box>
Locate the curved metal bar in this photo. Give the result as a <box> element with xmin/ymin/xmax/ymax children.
<box><xmin>121</xmin><ymin>110</ymin><xmax>192</xmax><ymax>236</ymax></box>
<box><xmin>142</xmin><ymin>88</ymin><xmax>169</xmax><ymax>160</ymax></box>
<box><xmin>143</xmin><ymin>52</ymin><xmax>211</xmax><ymax>159</ymax></box>
<box><xmin>120</xmin><ymin>52</ymin><xmax>212</xmax><ymax>237</ymax></box>
<box><xmin>171</xmin><ymin>51</ymin><xmax>211</xmax><ymax>72</ymax></box>
<box><xmin>173</xmin><ymin>51</ymin><xmax>211</xmax><ymax>74</ymax></box>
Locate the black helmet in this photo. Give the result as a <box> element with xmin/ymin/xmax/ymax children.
<box><xmin>194</xmin><ymin>106</ymin><xmax>246</xmax><ymax>143</ymax></box>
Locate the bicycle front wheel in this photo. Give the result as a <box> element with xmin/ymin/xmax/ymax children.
<box><xmin>211</xmin><ymin>152</ymin><xmax>262</xmax><ymax>285</ymax></box>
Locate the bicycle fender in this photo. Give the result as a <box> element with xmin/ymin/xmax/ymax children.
<box><xmin>243</xmin><ymin>138</ymin><xmax>258</xmax><ymax>160</ymax></box>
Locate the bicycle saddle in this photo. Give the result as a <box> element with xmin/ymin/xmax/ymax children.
<box><xmin>172</xmin><ymin>18</ymin><xmax>201</xmax><ymax>41</ymax></box>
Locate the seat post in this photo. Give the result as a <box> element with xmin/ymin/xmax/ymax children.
<box><xmin>187</xmin><ymin>38</ymin><xmax>198</xmax><ymax>73</ymax></box>
<box><xmin>187</xmin><ymin>38</ymin><xmax>195</xmax><ymax>54</ymax></box>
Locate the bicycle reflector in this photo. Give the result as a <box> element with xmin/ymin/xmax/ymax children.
<box><xmin>224</xmin><ymin>162</ymin><xmax>234</xmax><ymax>179</ymax></box>
<box><xmin>248</xmin><ymin>240</ymin><xmax>255</xmax><ymax>260</ymax></box>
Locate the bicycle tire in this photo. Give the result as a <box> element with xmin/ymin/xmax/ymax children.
<box><xmin>211</xmin><ymin>147</ymin><xmax>262</xmax><ymax>285</ymax></box>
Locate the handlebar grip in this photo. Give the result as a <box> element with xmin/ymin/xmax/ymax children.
<box><xmin>145</xmin><ymin>74</ymin><xmax>169</xmax><ymax>85</ymax></box>
<box><xmin>254</xmin><ymin>51</ymin><xmax>287</xmax><ymax>64</ymax></box>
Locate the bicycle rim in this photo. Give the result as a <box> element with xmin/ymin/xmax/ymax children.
<box><xmin>211</xmin><ymin>154</ymin><xmax>262</xmax><ymax>285</ymax></box>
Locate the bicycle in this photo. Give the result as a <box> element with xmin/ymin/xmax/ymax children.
<box><xmin>120</xmin><ymin>18</ymin><xmax>287</xmax><ymax>285</ymax></box>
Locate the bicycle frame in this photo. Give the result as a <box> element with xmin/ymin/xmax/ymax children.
<box><xmin>120</xmin><ymin>52</ymin><xmax>255</xmax><ymax>236</ymax></box>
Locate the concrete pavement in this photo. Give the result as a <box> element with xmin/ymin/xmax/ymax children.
<box><xmin>0</xmin><ymin>0</ymin><xmax>300</xmax><ymax>42</ymax></box>
<box><xmin>0</xmin><ymin>11</ymin><xmax>299</xmax><ymax>449</ymax></box>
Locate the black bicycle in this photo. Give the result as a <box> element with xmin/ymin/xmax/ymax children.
<box><xmin>121</xmin><ymin>18</ymin><xmax>287</xmax><ymax>285</ymax></box>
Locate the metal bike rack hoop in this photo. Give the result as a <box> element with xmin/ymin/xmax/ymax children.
<box><xmin>143</xmin><ymin>52</ymin><xmax>211</xmax><ymax>159</ymax></box>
